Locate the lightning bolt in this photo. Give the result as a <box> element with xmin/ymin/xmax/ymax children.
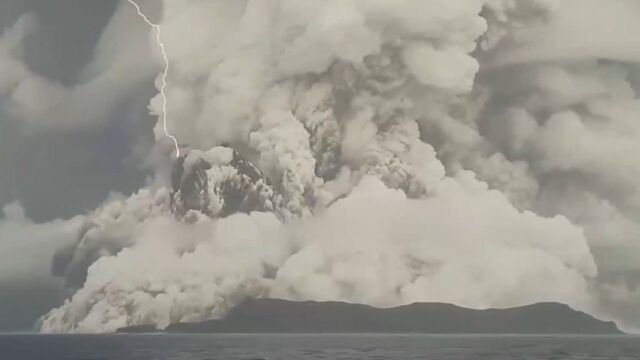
<box><xmin>127</xmin><ymin>0</ymin><xmax>180</xmax><ymax>158</ymax></box>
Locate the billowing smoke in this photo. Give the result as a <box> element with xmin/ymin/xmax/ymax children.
<box><xmin>31</xmin><ymin>0</ymin><xmax>640</xmax><ymax>333</ymax></box>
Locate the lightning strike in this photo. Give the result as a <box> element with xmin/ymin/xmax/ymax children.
<box><xmin>127</xmin><ymin>0</ymin><xmax>180</xmax><ymax>158</ymax></box>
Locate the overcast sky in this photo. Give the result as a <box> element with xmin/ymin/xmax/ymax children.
<box><xmin>1</xmin><ymin>0</ymin><xmax>640</xmax><ymax>333</ymax></box>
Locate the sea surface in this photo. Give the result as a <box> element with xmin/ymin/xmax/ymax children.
<box><xmin>0</xmin><ymin>334</ymin><xmax>639</xmax><ymax>360</ymax></box>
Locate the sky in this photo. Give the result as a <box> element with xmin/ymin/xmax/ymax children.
<box><xmin>1</xmin><ymin>0</ymin><xmax>640</xmax><ymax>333</ymax></box>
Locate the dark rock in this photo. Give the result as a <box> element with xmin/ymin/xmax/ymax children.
<box><xmin>120</xmin><ymin>298</ymin><xmax>622</xmax><ymax>335</ymax></box>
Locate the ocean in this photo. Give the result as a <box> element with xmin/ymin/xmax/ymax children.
<box><xmin>0</xmin><ymin>334</ymin><xmax>638</xmax><ymax>359</ymax></box>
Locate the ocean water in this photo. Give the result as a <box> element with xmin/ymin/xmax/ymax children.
<box><xmin>0</xmin><ymin>334</ymin><xmax>639</xmax><ymax>360</ymax></box>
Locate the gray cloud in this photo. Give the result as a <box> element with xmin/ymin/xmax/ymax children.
<box><xmin>0</xmin><ymin>0</ymin><xmax>156</xmax><ymax>331</ymax></box>
<box><xmin>0</xmin><ymin>0</ymin><xmax>157</xmax><ymax>222</ymax></box>
<box><xmin>1</xmin><ymin>0</ymin><xmax>640</xmax><ymax>334</ymax></box>
<box><xmin>489</xmin><ymin>0</ymin><xmax>640</xmax><ymax>65</ymax></box>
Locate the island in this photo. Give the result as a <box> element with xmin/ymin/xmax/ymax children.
<box><xmin>120</xmin><ymin>299</ymin><xmax>622</xmax><ymax>334</ymax></box>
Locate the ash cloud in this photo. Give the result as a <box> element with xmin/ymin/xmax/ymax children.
<box><xmin>38</xmin><ymin>0</ymin><xmax>598</xmax><ymax>333</ymax></box>
<box><xmin>2</xmin><ymin>0</ymin><xmax>639</xmax><ymax>333</ymax></box>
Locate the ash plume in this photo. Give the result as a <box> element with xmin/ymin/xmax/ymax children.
<box><xmin>26</xmin><ymin>0</ymin><xmax>640</xmax><ymax>333</ymax></box>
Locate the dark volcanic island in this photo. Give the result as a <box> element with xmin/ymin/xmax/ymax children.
<box><xmin>121</xmin><ymin>299</ymin><xmax>622</xmax><ymax>334</ymax></box>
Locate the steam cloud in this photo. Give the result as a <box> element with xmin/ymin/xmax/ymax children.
<box><xmin>3</xmin><ymin>0</ymin><xmax>633</xmax><ymax>332</ymax></box>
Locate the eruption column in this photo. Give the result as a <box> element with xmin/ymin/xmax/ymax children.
<box><xmin>127</xmin><ymin>0</ymin><xmax>180</xmax><ymax>158</ymax></box>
